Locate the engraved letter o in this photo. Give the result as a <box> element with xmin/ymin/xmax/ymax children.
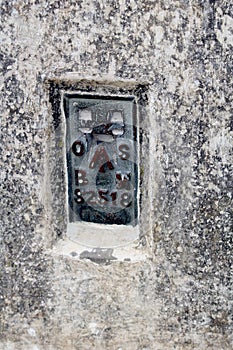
<box><xmin>72</xmin><ymin>140</ymin><xmax>85</xmax><ymax>156</ymax></box>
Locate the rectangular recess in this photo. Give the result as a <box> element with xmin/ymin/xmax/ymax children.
<box><xmin>47</xmin><ymin>79</ymin><xmax>150</xmax><ymax>251</ymax></box>
<box><xmin>63</xmin><ymin>93</ymin><xmax>139</xmax><ymax>231</ymax></box>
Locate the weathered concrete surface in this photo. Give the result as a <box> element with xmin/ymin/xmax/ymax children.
<box><xmin>0</xmin><ymin>0</ymin><xmax>232</xmax><ymax>349</ymax></box>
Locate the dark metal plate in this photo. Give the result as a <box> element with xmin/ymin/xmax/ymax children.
<box><xmin>63</xmin><ymin>94</ymin><xmax>138</xmax><ymax>226</ymax></box>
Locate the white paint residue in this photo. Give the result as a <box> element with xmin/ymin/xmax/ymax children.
<box><xmin>27</xmin><ymin>328</ymin><xmax>36</xmax><ymax>337</ymax></box>
<box><xmin>88</xmin><ymin>322</ymin><xmax>99</xmax><ymax>335</ymax></box>
<box><xmin>207</xmin><ymin>129</ymin><xmax>232</xmax><ymax>163</ymax></box>
<box><xmin>216</xmin><ymin>14</ymin><xmax>233</xmax><ymax>49</ymax></box>
<box><xmin>108</xmin><ymin>57</ymin><xmax>116</xmax><ymax>78</ymax></box>
<box><xmin>154</xmin><ymin>26</ymin><xmax>164</xmax><ymax>44</ymax></box>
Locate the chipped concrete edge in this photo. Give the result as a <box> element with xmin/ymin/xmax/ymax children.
<box><xmin>44</xmin><ymin>71</ymin><xmax>152</xmax><ymax>89</ymax></box>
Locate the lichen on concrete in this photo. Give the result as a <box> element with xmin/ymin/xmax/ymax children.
<box><xmin>0</xmin><ymin>0</ymin><xmax>232</xmax><ymax>349</ymax></box>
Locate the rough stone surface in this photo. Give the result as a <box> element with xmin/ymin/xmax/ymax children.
<box><xmin>0</xmin><ymin>0</ymin><xmax>232</xmax><ymax>349</ymax></box>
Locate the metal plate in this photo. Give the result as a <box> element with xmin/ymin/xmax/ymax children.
<box><xmin>63</xmin><ymin>94</ymin><xmax>138</xmax><ymax>226</ymax></box>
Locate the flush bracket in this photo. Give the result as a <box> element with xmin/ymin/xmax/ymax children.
<box><xmin>63</xmin><ymin>94</ymin><xmax>139</xmax><ymax>228</ymax></box>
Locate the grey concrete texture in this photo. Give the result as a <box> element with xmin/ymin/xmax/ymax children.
<box><xmin>0</xmin><ymin>0</ymin><xmax>232</xmax><ymax>349</ymax></box>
